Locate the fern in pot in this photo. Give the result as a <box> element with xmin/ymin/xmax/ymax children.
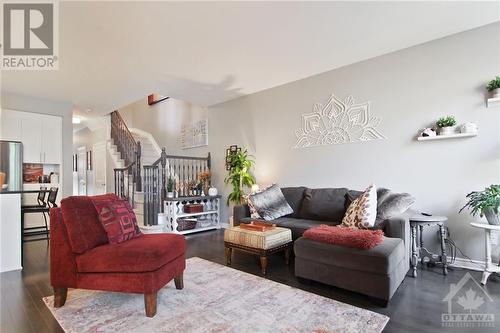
<box><xmin>436</xmin><ymin>115</ymin><xmax>457</xmax><ymax>136</ymax></box>
<box><xmin>460</xmin><ymin>185</ymin><xmax>500</xmax><ymax>225</ymax></box>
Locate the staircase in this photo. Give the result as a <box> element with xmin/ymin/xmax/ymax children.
<box><xmin>110</xmin><ymin>109</ymin><xmax>212</xmax><ymax>231</ymax></box>
<box><xmin>130</xmin><ymin>129</ymin><xmax>161</xmax><ymax>231</ymax></box>
<box><xmin>107</xmin><ymin>126</ymin><xmax>162</xmax><ymax>230</ymax></box>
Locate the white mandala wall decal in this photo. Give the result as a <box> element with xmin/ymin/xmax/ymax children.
<box><xmin>293</xmin><ymin>93</ymin><xmax>386</xmax><ymax>148</ymax></box>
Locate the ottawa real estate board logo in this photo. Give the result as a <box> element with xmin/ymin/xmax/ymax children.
<box><xmin>442</xmin><ymin>272</ymin><xmax>495</xmax><ymax>328</ymax></box>
<box><xmin>1</xmin><ymin>1</ymin><xmax>58</xmax><ymax>70</ymax></box>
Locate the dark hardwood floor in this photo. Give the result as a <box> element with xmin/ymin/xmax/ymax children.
<box><xmin>1</xmin><ymin>229</ymin><xmax>499</xmax><ymax>332</ymax></box>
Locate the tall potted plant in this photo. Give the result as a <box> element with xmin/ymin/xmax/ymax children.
<box><xmin>224</xmin><ymin>149</ymin><xmax>255</xmax><ymax>205</ymax></box>
<box><xmin>487</xmin><ymin>76</ymin><xmax>500</xmax><ymax>98</ymax></box>
<box><xmin>460</xmin><ymin>185</ymin><xmax>500</xmax><ymax>225</ymax></box>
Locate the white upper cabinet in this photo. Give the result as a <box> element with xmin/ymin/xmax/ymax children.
<box><xmin>1</xmin><ymin>110</ymin><xmax>62</xmax><ymax>164</ymax></box>
<box><xmin>0</xmin><ymin>109</ymin><xmax>22</xmax><ymax>141</ymax></box>
<box><xmin>42</xmin><ymin>115</ymin><xmax>62</xmax><ymax>164</ymax></box>
<box><xmin>21</xmin><ymin>113</ymin><xmax>44</xmax><ymax>163</ymax></box>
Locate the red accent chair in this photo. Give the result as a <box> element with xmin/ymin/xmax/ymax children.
<box><xmin>50</xmin><ymin>195</ymin><xmax>186</xmax><ymax>317</ymax></box>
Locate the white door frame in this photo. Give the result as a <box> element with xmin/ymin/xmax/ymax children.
<box><xmin>77</xmin><ymin>146</ymin><xmax>87</xmax><ymax>195</ymax></box>
<box><xmin>92</xmin><ymin>141</ymin><xmax>107</xmax><ymax>195</ymax></box>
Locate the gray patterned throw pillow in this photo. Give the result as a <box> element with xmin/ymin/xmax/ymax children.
<box><xmin>248</xmin><ymin>184</ymin><xmax>293</xmax><ymax>221</ymax></box>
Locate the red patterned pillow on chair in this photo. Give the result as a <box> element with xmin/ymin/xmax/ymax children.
<box><xmin>91</xmin><ymin>196</ymin><xmax>142</xmax><ymax>244</ymax></box>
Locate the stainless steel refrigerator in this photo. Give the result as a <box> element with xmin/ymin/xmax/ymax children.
<box><xmin>0</xmin><ymin>140</ymin><xmax>23</xmax><ymax>192</ymax></box>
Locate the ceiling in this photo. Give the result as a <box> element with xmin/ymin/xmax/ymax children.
<box><xmin>2</xmin><ymin>1</ymin><xmax>499</xmax><ymax>116</ymax></box>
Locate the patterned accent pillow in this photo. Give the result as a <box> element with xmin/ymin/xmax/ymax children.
<box><xmin>342</xmin><ymin>184</ymin><xmax>377</xmax><ymax>229</ymax></box>
<box><xmin>92</xmin><ymin>197</ymin><xmax>142</xmax><ymax>244</ymax></box>
<box><xmin>243</xmin><ymin>194</ymin><xmax>262</xmax><ymax>219</ymax></box>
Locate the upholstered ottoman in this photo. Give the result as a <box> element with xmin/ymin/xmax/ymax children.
<box><xmin>294</xmin><ymin>236</ymin><xmax>407</xmax><ymax>304</ymax></box>
<box><xmin>224</xmin><ymin>226</ymin><xmax>292</xmax><ymax>274</ymax></box>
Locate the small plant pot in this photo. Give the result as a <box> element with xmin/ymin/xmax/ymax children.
<box><xmin>167</xmin><ymin>192</ymin><xmax>174</xmax><ymax>198</ymax></box>
<box><xmin>439</xmin><ymin>126</ymin><xmax>455</xmax><ymax>136</ymax></box>
<box><xmin>484</xmin><ymin>207</ymin><xmax>500</xmax><ymax>226</ymax></box>
<box><xmin>492</xmin><ymin>88</ymin><xmax>500</xmax><ymax>98</ymax></box>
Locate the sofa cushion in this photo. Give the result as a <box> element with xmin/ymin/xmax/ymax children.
<box><xmin>60</xmin><ymin>195</ymin><xmax>110</xmax><ymax>254</ymax></box>
<box><xmin>76</xmin><ymin>233</ymin><xmax>186</xmax><ymax>273</ymax></box>
<box><xmin>92</xmin><ymin>196</ymin><xmax>142</xmax><ymax>244</ymax></box>
<box><xmin>274</xmin><ymin>217</ymin><xmax>333</xmax><ymax>239</ymax></box>
<box><xmin>281</xmin><ymin>187</ymin><xmax>307</xmax><ymax>218</ymax></box>
<box><xmin>294</xmin><ymin>236</ymin><xmax>405</xmax><ymax>275</ymax></box>
<box><xmin>248</xmin><ymin>184</ymin><xmax>293</xmax><ymax>220</ymax></box>
<box><xmin>299</xmin><ymin>188</ymin><xmax>348</xmax><ymax>223</ymax></box>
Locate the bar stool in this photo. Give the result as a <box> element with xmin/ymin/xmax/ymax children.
<box><xmin>22</xmin><ymin>187</ymin><xmax>58</xmax><ymax>242</ymax></box>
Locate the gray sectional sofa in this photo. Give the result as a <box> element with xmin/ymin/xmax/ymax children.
<box><xmin>233</xmin><ymin>186</ymin><xmax>411</xmax><ymax>304</ymax></box>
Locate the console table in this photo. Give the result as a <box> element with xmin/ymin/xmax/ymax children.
<box><xmin>410</xmin><ymin>214</ymin><xmax>448</xmax><ymax>277</ymax></box>
<box><xmin>164</xmin><ymin>195</ymin><xmax>221</xmax><ymax>235</ymax></box>
<box><xmin>470</xmin><ymin>222</ymin><xmax>500</xmax><ymax>285</ymax></box>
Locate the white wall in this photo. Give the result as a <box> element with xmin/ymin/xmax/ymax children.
<box><xmin>1</xmin><ymin>92</ymin><xmax>73</xmax><ymax>198</ymax></box>
<box><xmin>208</xmin><ymin>23</ymin><xmax>500</xmax><ymax>262</ymax></box>
<box><xmin>118</xmin><ymin>97</ymin><xmax>209</xmax><ymax>156</ymax></box>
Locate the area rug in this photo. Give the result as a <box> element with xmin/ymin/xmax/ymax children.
<box><xmin>43</xmin><ymin>257</ymin><xmax>389</xmax><ymax>333</ymax></box>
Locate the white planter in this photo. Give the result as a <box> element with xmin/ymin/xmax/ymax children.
<box><xmin>492</xmin><ymin>88</ymin><xmax>500</xmax><ymax>98</ymax></box>
<box><xmin>439</xmin><ymin>126</ymin><xmax>455</xmax><ymax>136</ymax></box>
<box><xmin>167</xmin><ymin>192</ymin><xmax>174</xmax><ymax>198</ymax></box>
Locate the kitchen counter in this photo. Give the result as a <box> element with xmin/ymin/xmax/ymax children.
<box><xmin>0</xmin><ymin>189</ymin><xmax>50</xmax><ymax>194</ymax></box>
<box><xmin>0</xmin><ymin>193</ymin><xmax>22</xmax><ymax>272</ymax></box>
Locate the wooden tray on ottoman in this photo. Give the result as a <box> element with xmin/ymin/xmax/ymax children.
<box><xmin>240</xmin><ymin>220</ymin><xmax>276</xmax><ymax>232</ymax></box>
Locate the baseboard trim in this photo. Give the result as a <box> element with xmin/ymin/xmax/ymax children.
<box><xmin>448</xmin><ymin>257</ymin><xmax>485</xmax><ymax>272</ymax></box>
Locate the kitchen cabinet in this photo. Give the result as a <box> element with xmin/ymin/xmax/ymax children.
<box><xmin>41</xmin><ymin>116</ymin><xmax>62</xmax><ymax>164</ymax></box>
<box><xmin>1</xmin><ymin>110</ymin><xmax>62</xmax><ymax>164</ymax></box>
<box><xmin>21</xmin><ymin>113</ymin><xmax>43</xmax><ymax>163</ymax></box>
<box><xmin>0</xmin><ymin>109</ymin><xmax>22</xmax><ymax>141</ymax></box>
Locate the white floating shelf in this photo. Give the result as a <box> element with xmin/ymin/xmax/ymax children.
<box><xmin>487</xmin><ymin>97</ymin><xmax>500</xmax><ymax>108</ymax></box>
<box><xmin>417</xmin><ymin>133</ymin><xmax>478</xmax><ymax>141</ymax></box>
<box><xmin>176</xmin><ymin>210</ymin><xmax>218</xmax><ymax>218</ymax></box>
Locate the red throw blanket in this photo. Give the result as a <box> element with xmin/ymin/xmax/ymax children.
<box><xmin>303</xmin><ymin>225</ymin><xmax>384</xmax><ymax>250</ymax></box>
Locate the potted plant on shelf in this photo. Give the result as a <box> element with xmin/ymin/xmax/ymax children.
<box><xmin>486</xmin><ymin>76</ymin><xmax>500</xmax><ymax>98</ymax></box>
<box><xmin>166</xmin><ymin>176</ymin><xmax>174</xmax><ymax>198</ymax></box>
<box><xmin>460</xmin><ymin>184</ymin><xmax>500</xmax><ymax>225</ymax></box>
<box><xmin>224</xmin><ymin>149</ymin><xmax>255</xmax><ymax>205</ymax></box>
<box><xmin>436</xmin><ymin>115</ymin><xmax>457</xmax><ymax>136</ymax></box>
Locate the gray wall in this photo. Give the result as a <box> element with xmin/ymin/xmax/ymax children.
<box><xmin>1</xmin><ymin>92</ymin><xmax>73</xmax><ymax>198</ymax></box>
<box><xmin>208</xmin><ymin>23</ymin><xmax>500</xmax><ymax>262</ymax></box>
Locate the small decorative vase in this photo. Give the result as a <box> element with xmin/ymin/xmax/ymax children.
<box><xmin>439</xmin><ymin>126</ymin><xmax>455</xmax><ymax>136</ymax></box>
<box><xmin>460</xmin><ymin>122</ymin><xmax>478</xmax><ymax>134</ymax></box>
<box><xmin>208</xmin><ymin>187</ymin><xmax>218</xmax><ymax>196</ymax></box>
<box><xmin>484</xmin><ymin>207</ymin><xmax>500</xmax><ymax>226</ymax></box>
<box><xmin>492</xmin><ymin>88</ymin><xmax>500</xmax><ymax>98</ymax></box>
